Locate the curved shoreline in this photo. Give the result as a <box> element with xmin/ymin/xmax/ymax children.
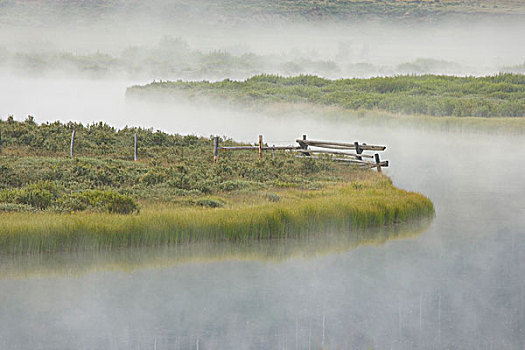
<box><xmin>0</xmin><ymin>182</ymin><xmax>434</xmax><ymax>255</ymax></box>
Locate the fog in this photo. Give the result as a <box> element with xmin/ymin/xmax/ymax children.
<box><xmin>1</xmin><ymin>1</ymin><xmax>525</xmax><ymax>349</ymax></box>
<box><xmin>2</xmin><ymin>9</ymin><xmax>525</xmax><ymax>80</ymax></box>
<box><xmin>1</xmin><ymin>112</ymin><xmax>524</xmax><ymax>349</ymax></box>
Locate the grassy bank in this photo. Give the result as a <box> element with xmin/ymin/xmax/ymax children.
<box><xmin>0</xmin><ymin>118</ymin><xmax>433</xmax><ymax>254</ymax></box>
<box><xmin>0</xmin><ymin>181</ymin><xmax>433</xmax><ymax>255</ymax></box>
<box><xmin>127</xmin><ymin>74</ymin><xmax>525</xmax><ymax>118</ymax></box>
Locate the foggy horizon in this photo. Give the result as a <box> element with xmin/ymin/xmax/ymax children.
<box><xmin>1</xmin><ymin>1</ymin><xmax>524</xmax><ymax>349</ymax></box>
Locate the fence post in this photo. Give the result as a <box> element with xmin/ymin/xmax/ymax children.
<box><xmin>258</xmin><ymin>135</ymin><xmax>263</xmax><ymax>160</ymax></box>
<box><xmin>0</xmin><ymin>128</ymin><xmax>2</xmax><ymax>155</ymax></box>
<box><xmin>374</xmin><ymin>153</ymin><xmax>382</xmax><ymax>173</ymax></box>
<box><xmin>272</xmin><ymin>145</ymin><xmax>275</xmax><ymax>159</ymax></box>
<box><xmin>354</xmin><ymin>141</ymin><xmax>363</xmax><ymax>160</ymax></box>
<box><xmin>70</xmin><ymin>130</ymin><xmax>76</xmax><ymax>157</ymax></box>
<box><xmin>299</xmin><ymin>134</ymin><xmax>312</xmax><ymax>156</ymax></box>
<box><xmin>214</xmin><ymin>136</ymin><xmax>219</xmax><ymax>163</ymax></box>
<box><xmin>298</xmin><ymin>134</ymin><xmax>309</xmax><ymax>149</ymax></box>
<box><xmin>134</xmin><ymin>133</ymin><xmax>138</xmax><ymax>161</ymax></box>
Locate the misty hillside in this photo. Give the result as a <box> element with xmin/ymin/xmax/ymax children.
<box><xmin>1</xmin><ymin>0</ymin><xmax>525</xmax><ymax>26</ymax></box>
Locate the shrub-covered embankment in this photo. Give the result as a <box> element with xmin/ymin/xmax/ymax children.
<box><xmin>127</xmin><ymin>74</ymin><xmax>525</xmax><ymax>118</ymax></box>
<box><xmin>0</xmin><ymin>118</ymin><xmax>434</xmax><ymax>254</ymax></box>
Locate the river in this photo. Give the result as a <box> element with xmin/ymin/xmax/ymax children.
<box><xmin>1</xmin><ymin>77</ymin><xmax>524</xmax><ymax>349</ymax></box>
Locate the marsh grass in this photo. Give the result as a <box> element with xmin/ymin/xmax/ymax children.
<box><xmin>128</xmin><ymin>74</ymin><xmax>525</xmax><ymax>130</ymax></box>
<box><xmin>0</xmin><ymin>119</ymin><xmax>434</xmax><ymax>256</ymax></box>
<box><xmin>0</xmin><ymin>181</ymin><xmax>433</xmax><ymax>255</ymax></box>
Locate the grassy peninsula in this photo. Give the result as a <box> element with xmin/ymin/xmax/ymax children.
<box><xmin>0</xmin><ymin>118</ymin><xmax>433</xmax><ymax>255</ymax></box>
<box><xmin>128</xmin><ymin>74</ymin><xmax>525</xmax><ymax>118</ymax></box>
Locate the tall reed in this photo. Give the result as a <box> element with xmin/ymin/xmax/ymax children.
<box><xmin>0</xmin><ymin>184</ymin><xmax>434</xmax><ymax>255</ymax></box>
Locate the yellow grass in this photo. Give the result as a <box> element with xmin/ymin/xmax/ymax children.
<box><xmin>0</xmin><ymin>178</ymin><xmax>434</xmax><ymax>255</ymax></box>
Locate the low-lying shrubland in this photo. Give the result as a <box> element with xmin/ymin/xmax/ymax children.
<box><xmin>0</xmin><ymin>118</ymin><xmax>434</xmax><ymax>254</ymax></box>
<box><xmin>127</xmin><ymin>73</ymin><xmax>525</xmax><ymax>118</ymax></box>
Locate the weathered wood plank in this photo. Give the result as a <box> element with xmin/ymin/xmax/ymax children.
<box><xmin>294</xmin><ymin>149</ymin><xmax>374</xmax><ymax>159</ymax></box>
<box><xmin>354</xmin><ymin>141</ymin><xmax>363</xmax><ymax>160</ymax></box>
<box><xmin>70</xmin><ymin>130</ymin><xmax>76</xmax><ymax>158</ymax></box>
<box><xmin>218</xmin><ymin>146</ymin><xmax>300</xmax><ymax>151</ymax></box>
<box><xmin>375</xmin><ymin>153</ymin><xmax>382</xmax><ymax>173</ymax></box>
<box><xmin>296</xmin><ymin>139</ymin><xmax>386</xmax><ymax>151</ymax></box>
<box><xmin>214</xmin><ymin>136</ymin><xmax>220</xmax><ymax>163</ymax></box>
<box><xmin>134</xmin><ymin>133</ymin><xmax>138</xmax><ymax>161</ymax></box>
<box><xmin>259</xmin><ymin>135</ymin><xmax>263</xmax><ymax>160</ymax></box>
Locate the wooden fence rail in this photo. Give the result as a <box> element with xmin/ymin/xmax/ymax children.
<box><xmin>213</xmin><ymin>134</ymin><xmax>389</xmax><ymax>172</ymax></box>
<box><xmin>0</xmin><ymin>127</ymin><xmax>142</xmax><ymax>161</ymax></box>
<box><xmin>0</xmin><ymin>126</ymin><xmax>389</xmax><ymax>172</ymax></box>
<box><xmin>296</xmin><ymin>139</ymin><xmax>386</xmax><ymax>151</ymax></box>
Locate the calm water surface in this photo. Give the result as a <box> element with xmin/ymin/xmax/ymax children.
<box><xmin>1</xmin><ymin>80</ymin><xmax>524</xmax><ymax>349</ymax></box>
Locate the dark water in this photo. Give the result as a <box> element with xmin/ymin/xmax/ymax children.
<box><xmin>1</xmin><ymin>88</ymin><xmax>524</xmax><ymax>349</ymax></box>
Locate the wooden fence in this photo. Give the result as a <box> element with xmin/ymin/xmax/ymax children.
<box><xmin>0</xmin><ymin>128</ymin><xmax>140</xmax><ymax>160</ymax></box>
<box><xmin>0</xmin><ymin>128</ymin><xmax>388</xmax><ymax>172</ymax></box>
<box><xmin>213</xmin><ymin>134</ymin><xmax>389</xmax><ymax>172</ymax></box>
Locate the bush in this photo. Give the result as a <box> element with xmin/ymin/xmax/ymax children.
<box><xmin>300</xmin><ymin>158</ymin><xmax>320</xmax><ymax>175</ymax></box>
<box><xmin>140</xmin><ymin>170</ymin><xmax>166</xmax><ymax>185</ymax></box>
<box><xmin>218</xmin><ymin>180</ymin><xmax>252</xmax><ymax>192</ymax></box>
<box><xmin>196</xmin><ymin>197</ymin><xmax>225</xmax><ymax>208</ymax></box>
<box><xmin>60</xmin><ymin>190</ymin><xmax>139</xmax><ymax>214</ymax></box>
<box><xmin>19</xmin><ymin>187</ymin><xmax>53</xmax><ymax>209</ymax></box>
<box><xmin>0</xmin><ymin>181</ymin><xmax>58</xmax><ymax>209</ymax></box>
<box><xmin>0</xmin><ymin>203</ymin><xmax>36</xmax><ymax>213</ymax></box>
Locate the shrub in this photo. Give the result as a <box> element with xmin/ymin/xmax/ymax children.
<box><xmin>218</xmin><ymin>180</ymin><xmax>253</xmax><ymax>192</ymax></box>
<box><xmin>300</xmin><ymin>158</ymin><xmax>320</xmax><ymax>175</ymax></box>
<box><xmin>140</xmin><ymin>170</ymin><xmax>166</xmax><ymax>185</ymax></box>
<box><xmin>196</xmin><ymin>197</ymin><xmax>225</xmax><ymax>208</ymax></box>
<box><xmin>0</xmin><ymin>203</ymin><xmax>36</xmax><ymax>212</ymax></box>
<box><xmin>60</xmin><ymin>190</ymin><xmax>139</xmax><ymax>214</ymax></box>
<box><xmin>0</xmin><ymin>181</ymin><xmax>58</xmax><ymax>209</ymax></box>
<box><xmin>19</xmin><ymin>186</ymin><xmax>53</xmax><ymax>209</ymax></box>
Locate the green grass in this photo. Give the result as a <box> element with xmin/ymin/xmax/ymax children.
<box><xmin>127</xmin><ymin>74</ymin><xmax>525</xmax><ymax>118</ymax></box>
<box><xmin>0</xmin><ymin>180</ymin><xmax>434</xmax><ymax>255</ymax></box>
<box><xmin>0</xmin><ymin>118</ymin><xmax>434</xmax><ymax>254</ymax></box>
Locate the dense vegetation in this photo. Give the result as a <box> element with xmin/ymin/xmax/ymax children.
<box><xmin>128</xmin><ymin>74</ymin><xmax>525</xmax><ymax>118</ymax></box>
<box><xmin>0</xmin><ymin>117</ymin><xmax>433</xmax><ymax>254</ymax></box>
<box><xmin>0</xmin><ymin>117</ymin><xmax>348</xmax><ymax>213</ymax></box>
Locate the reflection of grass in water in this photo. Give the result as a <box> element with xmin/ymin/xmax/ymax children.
<box><xmin>0</xmin><ymin>218</ymin><xmax>433</xmax><ymax>279</ymax></box>
<box><xmin>0</xmin><ymin>181</ymin><xmax>434</xmax><ymax>255</ymax></box>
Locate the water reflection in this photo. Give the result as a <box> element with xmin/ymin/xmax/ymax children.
<box><xmin>1</xmin><ymin>81</ymin><xmax>525</xmax><ymax>349</ymax></box>
<box><xmin>0</xmin><ymin>220</ymin><xmax>431</xmax><ymax>279</ymax></box>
